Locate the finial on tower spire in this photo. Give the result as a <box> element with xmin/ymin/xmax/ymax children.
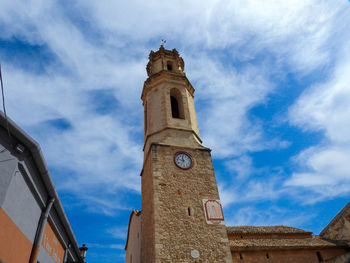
<box><xmin>161</xmin><ymin>39</ymin><xmax>166</xmax><ymax>47</ymax></box>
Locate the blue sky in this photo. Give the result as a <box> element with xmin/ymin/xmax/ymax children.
<box><xmin>1</xmin><ymin>1</ymin><xmax>350</xmax><ymax>262</ymax></box>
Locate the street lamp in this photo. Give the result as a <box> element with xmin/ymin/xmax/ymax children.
<box><xmin>79</xmin><ymin>244</ymin><xmax>88</xmax><ymax>261</ymax></box>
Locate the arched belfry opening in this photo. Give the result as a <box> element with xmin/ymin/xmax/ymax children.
<box><xmin>167</xmin><ymin>61</ymin><xmax>173</xmax><ymax>71</ymax></box>
<box><xmin>170</xmin><ymin>88</ymin><xmax>184</xmax><ymax>119</ymax></box>
<box><xmin>171</xmin><ymin>96</ymin><xmax>180</xmax><ymax>118</ymax></box>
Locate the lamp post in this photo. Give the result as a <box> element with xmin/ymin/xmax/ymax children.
<box><xmin>79</xmin><ymin>244</ymin><xmax>88</xmax><ymax>262</ymax></box>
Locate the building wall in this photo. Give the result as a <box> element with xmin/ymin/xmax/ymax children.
<box><xmin>141</xmin><ymin>149</ymin><xmax>155</xmax><ymax>263</ymax></box>
<box><xmin>324</xmin><ymin>252</ymin><xmax>350</xmax><ymax>263</ymax></box>
<box><xmin>321</xmin><ymin>202</ymin><xmax>350</xmax><ymax>246</ymax></box>
<box><xmin>185</xmin><ymin>88</ymin><xmax>200</xmax><ymax>138</ymax></box>
<box><xmin>0</xmin><ymin>165</ymin><xmax>67</xmax><ymax>263</ymax></box>
<box><xmin>165</xmin><ymin>83</ymin><xmax>199</xmax><ymax>136</ymax></box>
<box><xmin>0</xmin><ymin>148</ymin><xmax>42</xmax><ymax>263</ymax></box>
<box><xmin>39</xmin><ymin>221</ymin><xmax>65</xmax><ymax>263</ymax></box>
<box><xmin>38</xmin><ymin>247</ymin><xmax>56</xmax><ymax>263</ymax></box>
<box><xmin>0</xmin><ymin>136</ymin><xmax>79</xmax><ymax>263</ymax></box>
<box><xmin>145</xmin><ymin>82</ymin><xmax>166</xmax><ymax>137</ymax></box>
<box><xmin>143</xmin><ymin>144</ymin><xmax>231</xmax><ymax>263</ymax></box>
<box><xmin>231</xmin><ymin>248</ymin><xmax>347</xmax><ymax>263</ymax></box>
<box><xmin>0</xmin><ymin>207</ymin><xmax>33</xmax><ymax>263</ymax></box>
<box><xmin>0</xmin><ymin>145</ymin><xmax>17</xmax><ymax>206</ymax></box>
<box><xmin>143</xmin><ymin>77</ymin><xmax>202</xmax><ymax>156</ymax></box>
<box><xmin>125</xmin><ymin>212</ymin><xmax>141</xmax><ymax>263</ymax></box>
<box><xmin>2</xmin><ymin>168</ymin><xmax>42</xmax><ymax>242</ymax></box>
<box><xmin>320</xmin><ymin>249</ymin><xmax>350</xmax><ymax>262</ymax></box>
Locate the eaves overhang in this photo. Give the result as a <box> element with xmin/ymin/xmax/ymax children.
<box><xmin>0</xmin><ymin>112</ymin><xmax>83</xmax><ymax>262</ymax></box>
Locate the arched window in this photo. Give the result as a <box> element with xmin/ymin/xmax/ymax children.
<box><xmin>170</xmin><ymin>88</ymin><xmax>184</xmax><ymax>119</ymax></box>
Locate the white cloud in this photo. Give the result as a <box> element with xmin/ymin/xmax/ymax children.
<box><xmin>288</xmin><ymin>147</ymin><xmax>350</xmax><ymax>186</ymax></box>
<box><xmin>188</xmin><ymin>54</ymin><xmax>278</xmax><ymax>158</ymax></box>
<box><xmin>107</xmin><ymin>226</ymin><xmax>128</xmax><ymax>240</ymax></box>
<box><xmin>225</xmin><ymin>205</ymin><xmax>316</xmax><ymax>229</ymax></box>
<box><xmin>218</xmin><ymin>159</ymin><xmax>287</xmax><ymax>207</ymax></box>
<box><xmin>4</xmin><ymin>65</ymin><xmax>143</xmax><ymax>188</ymax></box>
<box><xmin>219</xmin><ymin>176</ymin><xmax>286</xmax><ymax>207</ymax></box>
<box><xmin>75</xmin><ymin>0</ymin><xmax>346</xmax><ymax>72</ymax></box>
<box><xmin>287</xmin><ymin>41</ymin><xmax>350</xmax><ymax>200</ymax></box>
<box><xmin>1</xmin><ymin>49</ymin><xmax>144</xmax><ymax>216</ymax></box>
<box><xmin>224</xmin><ymin>155</ymin><xmax>253</xmax><ymax>180</ymax></box>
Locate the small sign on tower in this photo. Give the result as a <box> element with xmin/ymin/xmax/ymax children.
<box><xmin>202</xmin><ymin>199</ymin><xmax>225</xmax><ymax>225</ymax></box>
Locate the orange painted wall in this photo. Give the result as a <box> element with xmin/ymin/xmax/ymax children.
<box><xmin>41</xmin><ymin>221</ymin><xmax>65</xmax><ymax>263</ymax></box>
<box><xmin>0</xmin><ymin>208</ymin><xmax>33</xmax><ymax>263</ymax></box>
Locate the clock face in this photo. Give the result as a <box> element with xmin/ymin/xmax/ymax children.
<box><xmin>174</xmin><ymin>152</ymin><xmax>193</xmax><ymax>169</ymax></box>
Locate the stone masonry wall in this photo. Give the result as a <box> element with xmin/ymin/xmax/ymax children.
<box><xmin>141</xmin><ymin>148</ymin><xmax>156</xmax><ymax>263</ymax></box>
<box><xmin>150</xmin><ymin>144</ymin><xmax>232</xmax><ymax>263</ymax></box>
<box><xmin>321</xmin><ymin>202</ymin><xmax>350</xmax><ymax>247</ymax></box>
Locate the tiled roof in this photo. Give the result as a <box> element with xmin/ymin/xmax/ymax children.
<box><xmin>230</xmin><ymin>236</ymin><xmax>339</xmax><ymax>251</ymax></box>
<box><xmin>227</xmin><ymin>225</ymin><xmax>312</xmax><ymax>235</ymax></box>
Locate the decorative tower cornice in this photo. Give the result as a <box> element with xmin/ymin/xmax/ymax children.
<box><xmin>146</xmin><ymin>45</ymin><xmax>185</xmax><ymax>77</ymax></box>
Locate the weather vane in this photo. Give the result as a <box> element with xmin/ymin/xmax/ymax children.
<box><xmin>161</xmin><ymin>39</ymin><xmax>166</xmax><ymax>46</ymax></box>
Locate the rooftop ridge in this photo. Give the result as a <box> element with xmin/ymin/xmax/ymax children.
<box><xmin>227</xmin><ymin>225</ymin><xmax>312</xmax><ymax>234</ymax></box>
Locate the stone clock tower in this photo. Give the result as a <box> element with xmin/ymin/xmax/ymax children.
<box><xmin>140</xmin><ymin>45</ymin><xmax>232</xmax><ymax>263</ymax></box>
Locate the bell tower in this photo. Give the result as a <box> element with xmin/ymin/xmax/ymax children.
<box><xmin>142</xmin><ymin>45</ymin><xmax>202</xmax><ymax>156</ymax></box>
<box><xmin>141</xmin><ymin>46</ymin><xmax>232</xmax><ymax>263</ymax></box>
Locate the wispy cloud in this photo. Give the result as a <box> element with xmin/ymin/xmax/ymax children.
<box><xmin>106</xmin><ymin>226</ymin><xmax>128</xmax><ymax>240</ymax></box>
<box><xmin>88</xmin><ymin>243</ymin><xmax>124</xmax><ymax>250</ymax></box>
<box><xmin>287</xmin><ymin>42</ymin><xmax>350</xmax><ymax>200</ymax></box>
<box><xmin>225</xmin><ymin>205</ymin><xmax>316</xmax><ymax>230</ymax></box>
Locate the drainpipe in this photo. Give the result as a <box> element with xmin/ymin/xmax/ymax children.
<box><xmin>29</xmin><ymin>197</ymin><xmax>55</xmax><ymax>263</ymax></box>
